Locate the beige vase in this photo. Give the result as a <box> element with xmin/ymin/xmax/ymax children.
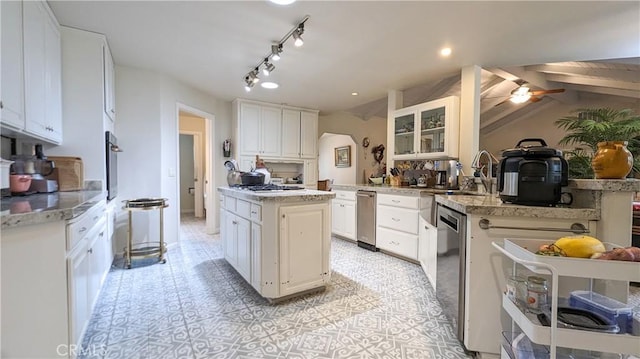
<box><xmin>591</xmin><ymin>141</ymin><xmax>633</xmax><ymax>179</ymax></box>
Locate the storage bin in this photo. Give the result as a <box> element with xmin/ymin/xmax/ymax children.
<box><xmin>502</xmin><ymin>331</ymin><xmax>549</xmax><ymax>359</ymax></box>
<box><xmin>569</xmin><ymin>290</ymin><xmax>633</xmax><ymax>334</ymax></box>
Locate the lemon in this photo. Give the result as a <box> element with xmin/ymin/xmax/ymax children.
<box><xmin>553</xmin><ymin>235</ymin><xmax>605</xmax><ymax>258</ymax></box>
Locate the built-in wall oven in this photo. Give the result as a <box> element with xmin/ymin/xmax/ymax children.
<box><xmin>436</xmin><ymin>204</ymin><xmax>467</xmax><ymax>345</ymax></box>
<box><xmin>105</xmin><ymin>131</ymin><xmax>122</xmax><ymax>201</ymax></box>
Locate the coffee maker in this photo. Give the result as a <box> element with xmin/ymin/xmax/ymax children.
<box><xmin>433</xmin><ymin>160</ymin><xmax>459</xmax><ymax>189</ymax></box>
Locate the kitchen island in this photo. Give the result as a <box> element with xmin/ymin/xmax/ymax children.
<box><xmin>217</xmin><ymin>187</ymin><xmax>335</xmax><ymax>301</ymax></box>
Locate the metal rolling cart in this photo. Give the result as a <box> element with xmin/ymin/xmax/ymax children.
<box><xmin>123</xmin><ymin>198</ymin><xmax>168</xmax><ymax>269</ymax></box>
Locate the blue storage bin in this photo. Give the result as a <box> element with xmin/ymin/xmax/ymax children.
<box><xmin>569</xmin><ymin>290</ymin><xmax>633</xmax><ymax>334</ymax></box>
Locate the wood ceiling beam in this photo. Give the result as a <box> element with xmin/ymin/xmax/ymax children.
<box><xmin>563</xmin><ymin>84</ymin><xmax>640</xmax><ymax>99</ymax></box>
<box><xmin>525</xmin><ymin>64</ymin><xmax>640</xmax><ymax>82</ymax></box>
<box><xmin>544</xmin><ymin>73</ymin><xmax>639</xmax><ymax>91</ymax></box>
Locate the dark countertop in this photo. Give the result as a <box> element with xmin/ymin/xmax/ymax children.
<box><xmin>1</xmin><ymin>190</ymin><xmax>106</xmax><ymax>229</ymax></box>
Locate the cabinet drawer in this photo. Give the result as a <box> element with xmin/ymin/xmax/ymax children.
<box><xmin>377</xmin><ymin>205</ymin><xmax>418</xmax><ymax>235</ymax></box>
<box><xmin>377</xmin><ymin>193</ymin><xmax>418</xmax><ymax>209</ymax></box>
<box><xmin>334</xmin><ymin>190</ymin><xmax>356</xmax><ymax>201</ymax></box>
<box><xmin>250</xmin><ymin>203</ymin><xmax>261</xmax><ymax>222</ymax></box>
<box><xmin>376</xmin><ymin>227</ymin><xmax>418</xmax><ymax>260</ymax></box>
<box><xmin>67</xmin><ymin>201</ymin><xmax>105</xmax><ymax>251</ymax></box>
<box><xmin>225</xmin><ymin>196</ymin><xmax>237</xmax><ymax>212</ymax></box>
<box><xmin>236</xmin><ymin>199</ymin><xmax>251</xmax><ymax>218</ymax></box>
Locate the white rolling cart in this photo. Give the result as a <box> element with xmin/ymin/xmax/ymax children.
<box><xmin>492</xmin><ymin>238</ymin><xmax>640</xmax><ymax>359</ymax></box>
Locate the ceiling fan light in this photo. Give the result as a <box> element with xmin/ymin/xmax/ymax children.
<box><xmin>510</xmin><ymin>93</ymin><xmax>531</xmax><ymax>104</ymax></box>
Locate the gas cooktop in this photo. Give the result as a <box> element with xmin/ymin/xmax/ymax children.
<box><xmin>231</xmin><ymin>184</ymin><xmax>305</xmax><ymax>192</ymax></box>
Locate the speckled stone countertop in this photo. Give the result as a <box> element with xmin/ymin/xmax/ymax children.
<box><xmin>218</xmin><ymin>187</ymin><xmax>335</xmax><ymax>202</ymax></box>
<box><xmin>568</xmin><ymin>178</ymin><xmax>640</xmax><ymax>191</ymax></box>
<box><xmin>435</xmin><ymin>194</ymin><xmax>600</xmax><ymax>220</ymax></box>
<box><xmin>330</xmin><ymin>184</ymin><xmax>464</xmax><ymax>196</ymax></box>
<box><xmin>1</xmin><ymin>190</ymin><xmax>106</xmax><ymax>229</ymax></box>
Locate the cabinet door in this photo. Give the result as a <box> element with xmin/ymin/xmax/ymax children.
<box><xmin>44</xmin><ymin>11</ymin><xmax>61</xmax><ymax>143</ymax></box>
<box><xmin>224</xmin><ymin>212</ymin><xmax>238</xmax><ymax>267</ymax></box>
<box><xmin>236</xmin><ymin>216</ymin><xmax>251</xmax><ymax>281</ymax></box>
<box><xmin>23</xmin><ymin>1</ymin><xmax>47</xmax><ymax>138</ymax></box>
<box><xmin>393</xmin><ymin>108</ymin><xmax>416</xmax><ymax>157</ymax></box>
<box><xmin>279</xmin><ymin>203</ymin><xmax>330</xmax><ymax>296</ymax></box>
<box><xmin>281</xmin><ymin>109</ymin><xmax>301</xmax><ymax>158</ymax></box>
<box><xmin>250</xmin><ymin>223</ymin><xmax>262</xmax><ymax>291</ymax></box>
<box><xmin>376</xmin><ymin>226</ymin><xmax>418</xmax><ymax>260</ymax></box>
<box><xmin>238</xmin><ymin>102</ymin><xmax>261</xmax><ymax>155</ymax></box>
<box><xmin>419</xmin><ymin>220</ymin><xmax>437</xmax><ymax>290</ymax></box>
<box><xmin>415</xmin><ymin>96</ymin><xmax>459</xmax><ymax>159</ymax></box>
<box><xmin>68</xmin><ymin>240</ymin><xmax>90</xmax><ymax>347</ymax></box>
<box><xmin>304</xmin><ymin>159</ymin><xmax>318</xmax><ymax>188</ymax></box>
<box><xmin>103</xmin><ymin>42</ymin><xmax>115</xmax><ymax>122</ymax></box>
<box><xmin>342</xmin><ymin>201</ymin><xmax>356</xmax><ymax>240</ymax></box>
<box><xmin>0</xmin><ymin>0</ymin><xmax>25</xmax><ymax>130</ymax></box>
<box><xmin>300</xmin><ymin>111</ymin><xmax>318</xmax><ymax>158</ymax></box>
<box><xmin>260</xmin><ymin>105</ymin><xmax>282</xmax><ymax>157</ymax></box>
<box><xmin>331</xmin><ymin>200</ymin><xmax>344</xmax><ymax>234</ymax></box>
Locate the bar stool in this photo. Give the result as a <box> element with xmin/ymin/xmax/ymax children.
<box><xmin>122</xmin><ymin>198</ymin><xmax>168</xmax><ymax>269</ymax></box>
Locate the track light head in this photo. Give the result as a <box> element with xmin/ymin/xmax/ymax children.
<box><xmin>293</xmin><ymin>25</ymin><xmax>304</xmax><ymax>47</ymax></box>
<box><xmin>262</xmin><ymin>60</ymin><xmax>275</xmax><ymax>76</ymax></box>
<box><xmin>250</xmin><ymin>69</ymin><xmax>260</xmax><ymax>83</ymax></box>
<box><xmin>244</xmin><ymin>76</ymin><xmax>254</xmax><ymax>92</ymax></box>
<box><xmin>271</xmin><ymin>44</ymin><xmax>282</xmax><ymax>61</ymax></box>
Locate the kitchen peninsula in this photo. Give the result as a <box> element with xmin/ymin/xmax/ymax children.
<box><xmin>217</xmin><ymin>186</ymin><xmax>335</xmax><ymax>301</ymax></box>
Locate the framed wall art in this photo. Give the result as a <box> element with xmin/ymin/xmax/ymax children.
<box><xmin>335</xmin><ymin>146</ymin><xmax>351</xmax><ymax>168</ymax></box>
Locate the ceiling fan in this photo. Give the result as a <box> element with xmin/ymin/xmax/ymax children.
<box><xmin>493</xmin><ymin>81</ymin><xmax>565</xmax><ymax>106</ymax></box>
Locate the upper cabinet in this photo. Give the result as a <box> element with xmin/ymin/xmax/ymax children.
<box><xmin>235</xmin><ymin>101</ymin><xmax>282</xmax><ymax>157</ymax></box>
<box><xmin>23</xmin><ymin>0</ymin><xmax>62</xmax><ymax>144</ymax></box>
<box><xmin>281</xmin><ymin>108</ymin><xmax>319</xmax><ymax>159</ymax></box>
<box><xmin>1</xmin><ymin>0</ymin><xmax>61</xmax><ymax>144</ymax></box>
<box><xmin>389</xmin><ymin>96</ymin><xmax>459</xmax><ymax>160</ymax></box>
<box><xmin>103</xmin><ymin>42</ymin><xmax>116</xmax><ymax>123</ymax></box>
<box><xmin>0</xmin><ymin>0</ymin><xmax>26</xmax><ymax>131</ymax></box>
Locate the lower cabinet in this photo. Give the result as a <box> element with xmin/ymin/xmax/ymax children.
<box><xmin>418</xmin><ymin>218</ymin><xmax>437</xmax><ymax>290</ymax></box>
<box><xmin>250</xmin><ymin>223</ymin><xmax>262</xmax><ymax>291</ymax></box>
<box><xmin>376</xmin><ymin>193</ymin><xmax>429</xmax><ymax>261</ymax></box>
<box><xmin>332</xmin><ymin>197</ymin><xmax>356</xmax><ymax>240</ymax></box>
<box><xmin>223</xmin><ymin>200</ymin><xmax>255</xmax><ymax>284</ymax></box>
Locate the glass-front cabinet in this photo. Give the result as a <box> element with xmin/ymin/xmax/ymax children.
<box><xmin>389</xmin><ymin>96</ymin><xmax>460</xmax><ymax>160</ymax></box>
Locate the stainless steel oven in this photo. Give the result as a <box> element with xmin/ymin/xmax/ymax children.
<box><xmin>436</xmin><ymin>204</ymin><xmax>467</xmax><ymax>345</ymax></box>
<box><xmin>105</xmin><ymin>131</ymin><xmax>122</xmax><ymax>201</ymax></box>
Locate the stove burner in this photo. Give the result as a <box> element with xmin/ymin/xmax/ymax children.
<box><xmin>231</xmin><ymin>184</ymin><xmax>305</xmax><ymax>191</ymax></box>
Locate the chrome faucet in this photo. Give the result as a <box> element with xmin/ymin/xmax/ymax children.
<box><xmin>471</xmin><ymin>150</ymin><xmax>499</xmax><ymax>194</ymax></box>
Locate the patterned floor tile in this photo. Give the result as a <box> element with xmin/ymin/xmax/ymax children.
<box><xmin>81</xmin><ymin>214</ymin><xmax>475</xmax><ymax>359</ymax></box>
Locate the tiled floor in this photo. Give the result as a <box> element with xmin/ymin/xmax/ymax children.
<box><xmin>80</xmin><ymin>215</ymin><xmax>472</xmax><ymax>359</ymax></box>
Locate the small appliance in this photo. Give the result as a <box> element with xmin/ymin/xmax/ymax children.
<box><xmin>433</xmin><ymin>160</ymin><xmax>459</xmax><ymax>189</ymax></box>
<box><xmin>497</xmin><ymin>138</ymin><xmax>568</xmax><ymax>206</ymax></box>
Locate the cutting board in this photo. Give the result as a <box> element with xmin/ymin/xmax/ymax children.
<box><xmin>47</xmin><ymin>156</ymin><xmax>84</xmax><ymax>191</ymax></box>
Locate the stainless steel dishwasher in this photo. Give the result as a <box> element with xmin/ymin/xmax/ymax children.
<box><xmin>356</xmin><ymin>190</ymin><xmax>377</xmax><ymax>251</ymax></box>
<box><xmin>436</xmin><ymin>203</ymin><xmax>467</xmax><ymax>345</ymax></box>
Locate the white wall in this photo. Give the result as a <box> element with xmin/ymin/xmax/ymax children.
<box><xmin>115</xmin><ymin>65</ymin><xmax>231</xmax><ymax>250</ymax></box>
<box><xmin>318</xmin><ymin>112</ymin><xmax>387</xmax><ymax>184</ymax></box>
<box><xmin>318</xmin><ymin>134</ymin><xmax>357</xmax><ymax>185</ymax></box>
<box><xmin>481</xmin><ymin>94</ymin><xmax>640</xmax><ymax>158</ymax></box>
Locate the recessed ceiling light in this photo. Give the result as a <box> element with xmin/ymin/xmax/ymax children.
<box><xmin>440</xmin><ymin>47</ymin><xmax>452</xmax><ymax>57</ymax></box>
<box><xmin>351</xmin><ymin>92</ymin><xmax>359</xmax><ymax>96</ymax></box>
<box><xmin>268</xmin><ymin>0</ymin><xmax>296</xmax><ymax>5</ymax></box>
<box><xmin>261</xmin><ymin>82</ymin><xmax>279</xmax><ymax>89</ymax></box>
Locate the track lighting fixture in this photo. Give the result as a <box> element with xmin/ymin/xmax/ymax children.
<box><xmin>241</xmin><ymin>15</ymin><xmax>309</xmax><ymax>91</ymax></box>
<box><xmin>293</xmin><ymin>24</ymin><xmax>304</xmax><ymax>47</ymax></box>
<box><xmin>262</xmin><ymin>60</ymin><xmax>275</xmax><ymax>76</ymax></box>
<box><xmin>271</xmin><ymin>44</ymin><xmax>282</xmax><ymax>61</ymax></box>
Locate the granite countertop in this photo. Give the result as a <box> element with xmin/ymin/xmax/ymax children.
<box><xmin>1</xmin><ymin>190</ymin><xmax>106</xmax><ymax>229</ymax></box>
<box><xmin>218</xmin><ymin>187</ymin><xmax>336</xmax><ymax>202</ymax></box>
<box><xmin>568</xmin><ymin>178</ymin><xmax>640</xmax><ymax>191</ymax></box>
<box><xmin>435</xmin><ymin>194</ymin><xmax>600</xmax><ymax>220</ymax></box>
<box><xmin>331</xmin><ymin>184</ymin><xmax>466</xmax><ymax>196</ymax></box>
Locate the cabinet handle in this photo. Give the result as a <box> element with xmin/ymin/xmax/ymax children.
<box><xmin>392</xmin><ymin>200</ymin><xmax>400</xmax><ymax>203</ymax></box>
<box><xmin>88</xmin><ymin>248</ymin><xmax>93</xmax><ymax>254</ymax></box>
<box><xmin>99</xmin><ymin>231</ymin><xmax>105</xmax><ymax>237</ymax></box>
<box><xmin>110</xmin><ymin>109</ymin><xmax>115</xmax><ymax>114</ymax></box>
<box><xmin>232</xmin><ymin>220</ymin><xmax>238</xmax><ymax>225</ymax></box>
<box><xmin>251</xmin><ymin>211</ymin><xmax>257</xmax><ymax>214</ymax></box>
<box><xmin>0</xmin><ymin>101</ymin><xmax>3</xmax><ymax>109</ymax></box>
<box><xmin>93</xmin><ymin>215</ymin><xmax>99</xmax><ymax>221</ymax></box>
<box><xmin>478</xmin><ymin>219</ymin><xmax>589</xmax><ymax>234</ymax></box>
<box><xmin>392</xmin><ymin>218</ymin><xmax>400</xmax><ymax>222</ymax></box>
<box><xmin>79</xmin><ymin>227</ymin><xmax>87</xmax><ymax>233</ymax></box>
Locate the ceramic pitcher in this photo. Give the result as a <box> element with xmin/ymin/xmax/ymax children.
<box><xmin>591</xmin><ymin>141</ymin><xmax>633</xmax><ymax>179</ymax></box>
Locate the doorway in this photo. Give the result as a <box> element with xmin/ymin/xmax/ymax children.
<box><xmin>177</xmin><ymin>104</ymin><xmax>216</xmax><ymax>234</ymax></box>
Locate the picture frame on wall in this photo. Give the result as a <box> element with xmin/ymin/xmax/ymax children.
<box><xmin>335</xmin><ymin>146</ymin><xmax>351</xmax><ymax>168</ymax></box>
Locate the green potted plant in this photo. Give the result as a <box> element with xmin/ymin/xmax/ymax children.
<box><xmin>555</xmin><ymin>108</ymin><xmax>640</xmax><ymax>179</ymax></box>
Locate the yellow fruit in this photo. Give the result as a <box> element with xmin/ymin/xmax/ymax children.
<box><xmin>553</xmin><ymin>235</ymin><xmax>605</xmax><ymax>258</ymax></box>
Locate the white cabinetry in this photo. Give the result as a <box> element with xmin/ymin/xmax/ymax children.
<box><xmin>282</xmin><ymin>108</ymin><xmax>319</xmax><ymax>159</ymax></box>
<box><xmin>376</xmin><ymin>193</ymin><xmax>429</xmax><ymax>260</ymax></box>
<box><xmin>223</xmin><ymin>197</ymin><xmax>257</xmax><ymax>285</ymax></box>
<box><xmin>332</xmin><ymin>190</ymin><xmax>356</xmax><ymax>240</ymax></box>
<box><xmin>494</xmin><ymin>238</ymin><xmax>640</xmax><ymax>358</ymax></box>
<box><xmin>418</xmin><ymin>216</ymin><xmax>437</xmax><ymax>290</ymax></box>
<box><xmin>235</xmin><ymin>100</ymin><xmax>281</xmax><ymax>157</ymax></box>
<box><xmin>47</xmin><ymin>27</ymin><xmax>115</xmax><ymax>181</ymax></box>
<box><xmin>1</xmin><ymin>0</ymin><xmax>26</xmax><ymax>130</ymax></box>
<box><xmin>279</xmin><ymin>203</ymin><xmax>331</xmax><ymax>297</ymax></box>
<box><xmin>389</xmin><ymin>96</ymin><xmax>459</xmax><ymax>161</ymax></box>
<box><xmin>103</xmin><ymin>42</ymin><xmax>116</xmax><ymax>122</ymax></box>
<box><xmin>23</xmin><ymin>0</ymin><xmax>62</xmax><ymax>143</ymax></box>
<box><xmin>304</xmin><ymin>159</ymin><xmax>318</xmax><ymax>188</ymax></box>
